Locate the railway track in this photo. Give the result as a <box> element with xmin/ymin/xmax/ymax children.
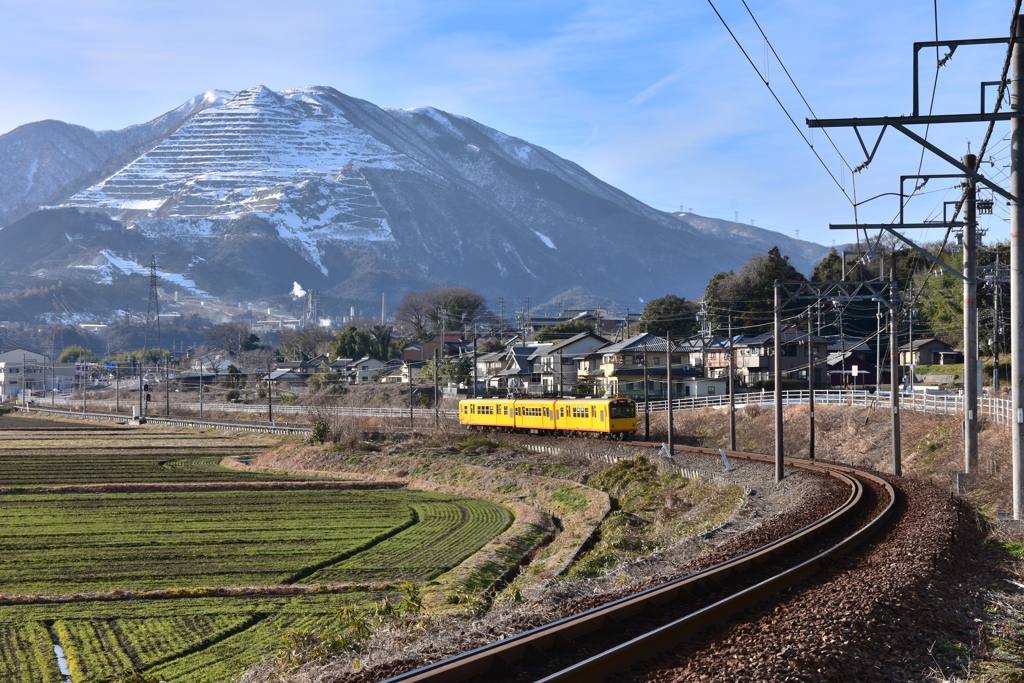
<box><xmin>380</xmin><ymin>446</ymin><xmax>896</xmax><ymax>683</ymax></box>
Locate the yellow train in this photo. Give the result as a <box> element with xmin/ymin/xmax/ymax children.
<box><xmin>458</xmin><ymin>396</ymin><xmax>638</xmax><ymax>439</ymax></box>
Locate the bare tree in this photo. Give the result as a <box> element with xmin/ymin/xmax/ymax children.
<box><xmin>204</xmin><ymin>322</ymin><xmax>254</xmax><ymax>355</ymax></box>
<box><xmin>395</xmin><ymin>290</ymin><xmax>435</xmax><ymax>336</ymax></box>
<box><xmin>279</xmin><ymin>327</ymin><xmax>335</xmax><ymax>361</ymax></box>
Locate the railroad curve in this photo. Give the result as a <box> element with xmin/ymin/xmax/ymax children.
<box><xmin>379</xmin><ymin>446</ymin><xmax>896</xmax><ymax>683</ymax></box>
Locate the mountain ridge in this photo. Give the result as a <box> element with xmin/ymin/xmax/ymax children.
<box><xmin>0</xmin><ymin>85</ymin><xmax>830</xmax><ymax>317</ymax></box>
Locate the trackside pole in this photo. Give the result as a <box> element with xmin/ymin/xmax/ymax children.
<box><xmin>891</xmin><ymin>257</ymin><xmax>902</xmax><ymax>477</ymax></box>
<box><xmin>963</xmin><ymin>154</ymin><xmax>979</xmax><ymax>474</ymax></box>
<box><xmin>774</xmin><ymin>283</ymin><xmax>784</xmax><ymax>481</ymax></box>
<box><xmin>808</xmin><ymin>307</ymin><xmax>815</xmax><ymax>460</ymax></box>
<box><xmin>1012</xmin><ymin>15</ymin><xmax>1024</xmax><ymax>520</ymax></box>
<box><xmin>666</xmin><ymin>331</ymin><xmax>674</xmax><ymax>458</ymax></box>
<box><xmin>728</xmin><ymin>316</ymin><xmax>736</xmax><ymax>452</ymax></box>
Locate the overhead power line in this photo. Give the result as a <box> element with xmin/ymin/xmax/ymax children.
<box><xmin>707</xmin><ymin>0</ymin><xmax>856</xmax><ymax>206</ymax></box>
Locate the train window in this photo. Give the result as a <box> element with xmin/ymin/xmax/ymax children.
<box><xmin>463</xmin><ymin>405</ymin><xmax>468</xmax><ymax>414</ymax></box>
<box><xmin>572</xmin><ymin>406</ymin><xmax>589</xmax><ymax>418</ymax></box>
<box><xmin>515</xmin><ymin>407</ymin><xmax>521</xmax><ymax>416</ymax></box>
<box><xmin>559</xmin><ymin>408</ymin><xmax>564</xmax><ymax>418</ymax></box>
<box><xmin>610</xmin><ymin>402</ymin><xmax>637</xmax><ymax>419</ymax></box>
<box><xmin>504</xmin><ymin>405</ymin><xmax>509</xmax><ymax>415</ymax></box>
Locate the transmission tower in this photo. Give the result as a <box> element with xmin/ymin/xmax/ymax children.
<box><xmin>303</xmin><ymin>289</ymin><xmax>323</xmax><ymax>327</ymax></box>
<box><xmin>144</xmin><ymin>255</ymin><xmax>161</xmax><ymax>353</ymax></box>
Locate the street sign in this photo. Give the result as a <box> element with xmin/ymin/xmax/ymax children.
<box><xmin>105</xmin><ymin>362</ymin><xmax>116</xmax><ymax>368</ymax></box>
<box><xmin>851</xmin><ymin>365</ymin><xmax>859</xmax><ymax>377</ymax></box>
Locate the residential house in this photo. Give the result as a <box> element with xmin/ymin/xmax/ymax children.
<box><xmin>475</xmin><ymin>351</ymin><xmax>507</xmax><ymax>384</ymax></box>
<box><xmin>705</xmin><ymin>335</ymin><xmax>749</xmax><ymax>381</ymax></box>
<box><xmin>401</xmin><ymin>334</ymin><xmax>465</xmax><ymax>362</ymax></box>
<box><xmin>490</xmin><ymin>344</ymin><xmax>549</xmax><ymax>395</ymax></box>
<box><xmin>529</xmin><ymin>332</ymin><xmax>609</xmax><ymax>395</ymax></box>
<box><xmin>899</xmin><ymin>338</ymin><xmax>960</xmax><ymax>366</ymax></box>
<box><xmin>733</xmin><ymin>327</ymin><xmax>832</xmax><ymax>387</ymax></box>
<box><xmin>328</xmin><ymin>357</ymin><xmax>386</xmax><ymax>384</ymax></box>
<box><xmin>824</xmin><ymin>337</ymin><xmax>878</xmax><ymax>386</ymax></box>
<box><xmin>596</xmin><ymin>334</ymin><xmax>703</xmax><ymax>400</ymax></box>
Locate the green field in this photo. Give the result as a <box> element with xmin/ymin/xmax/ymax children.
<box><xmin>0</xmin><ymin>415</ymin><xmax>512</xmax><ymax>682</ymax></box>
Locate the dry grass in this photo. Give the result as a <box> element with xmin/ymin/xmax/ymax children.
<box><xmin>668</xmin><ymin>403</ymin><xmax>1017</xmax><ymax>518</ymax></box>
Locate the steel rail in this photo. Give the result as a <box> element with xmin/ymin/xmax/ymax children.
<box><xmin>380</xmin><ymin>449</ymin><xmax>895</xmax><ymax>683</ymax></box>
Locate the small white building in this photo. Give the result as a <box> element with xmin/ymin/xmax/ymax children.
<box><xmin>0</xmin><ymin>349</ymin><xmax>78</xmax><ymax>400</ymax></box>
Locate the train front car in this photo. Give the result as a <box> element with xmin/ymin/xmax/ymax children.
<box><xmin>606</xmin><ymin>397</ymin><xmax>638</xmax><ymax>438</ymax></box>
<box><xmin>552</xmin><ymin>397</ymin><xmax>638</xmax><ymax>438</ymax></box>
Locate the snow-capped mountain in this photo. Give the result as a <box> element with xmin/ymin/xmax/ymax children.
<box><xmin>0</xmin><ymin>85</ymin><xmax>829</xmax><ymax>312</ymax></box>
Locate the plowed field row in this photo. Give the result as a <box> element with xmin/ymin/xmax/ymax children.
<box><xmin>0</xmin><ymin>414</ymin><xmax>515</xmax><ymax>682</ymax></box>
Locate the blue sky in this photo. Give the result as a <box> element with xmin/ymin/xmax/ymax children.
<box><xmin>0</xmin><ymin>0</ymin><xmax>1015</xmax><ymax>247</ymax></box>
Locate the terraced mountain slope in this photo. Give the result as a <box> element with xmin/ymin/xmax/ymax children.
<box><xmin>0</xmin><ymin>85</ymin><xmax>829</xmax><ymax>309</ymax></box>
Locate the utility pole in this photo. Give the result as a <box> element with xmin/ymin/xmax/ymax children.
<box><xmin>964</xmin><ymin>153</ymin><xmax>980</xmax><ymax>474</ymax></box>
<box><xmin>165</xmin><ymin>355</ymin><xmax>170</xmax><ymax>417</ymax></box>
<box><xmin>1013</xmin><ymin>15</ymin><xmax>1024</xmax><ymax>519</ymax></box>
<box><xmin>199</xmin><ymin>360</ymin><xmax>204</xmax><ymax>419</ymax></box>
<box><xmin>558</xmin><ymin>350</ymin><xmax>563</xmax><ymax>398</ymax></box>
<box><xmin>643</xmin><ymin>345</ymin><xmax>650</xmax><ymax>441</ymax></box>
<box><xmin>115</xmin><ymin>365</ymin><xmax>119</xmax><ymax>414</ymax></box>
<box><xmin>408</xmin><ymin>362</ymin><xmax>414</xmax><ymax>430</ymax></box>
<box><xmin>524</xmin><ymin>296</ymin><xmax>531</xmax><ymax>344</ymax></box>
<box><xmin>807</xmin><ymin>308</ymin><xmax>815</xmax><ymax>460</ymax></box>
<box><xmin>728</xmin><ymin>316</ymin><xmax>736</xmax><ymax>452</ymax></box>
<box><xmin>497</xmin><ymin>296</ymin><xmax>505</xmax><ymax>344</ymax></box>
<box><xmin>890</xmin><ymin>257</ymin><xmax>902</xmax><ymax>477</ymax></box>
<box><xmin>994</xmin><ymin>251</ymin><xmax>1003</xmax><ymax>391</ymax></box>
<box><xmin>774</xmin><ymin>284</ymin><xmax>784</xmax><ymax>481</ymax></box>
<box><xmin>666</xmin><ymin>332</ymin><xmax>674</xmax><ymax>457</ymax></box>
<box><xmin>433</xmin><ymin>348</ymin><xmax>439</xmax><ymax>429</ymax></box>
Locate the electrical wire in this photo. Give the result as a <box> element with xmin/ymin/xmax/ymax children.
<box><xmin>706</xmin><ymin>0</ymin><xmax>856</xmax><ymax>205</ymax></box>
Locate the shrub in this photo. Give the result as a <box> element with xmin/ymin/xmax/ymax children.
<box><xmin>311</xmin><ymin>420</ymin><xmax>330</xmax><ymax>445</ymax></box>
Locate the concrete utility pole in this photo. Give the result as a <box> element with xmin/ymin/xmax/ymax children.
<box><xmin>807</xmin><ymin>308</ymin><xmax>815</xmax><ymax>460</ymax></box>
<box><xmin>666</xmin><ymin>332</ymin><xmax>674</xmax><ymax>457</ymax></box>
<box><xmin>964</xmin><ymin>154</ymin><xmax>980</xmax><ymax>474</ymax></box>
<box><xmin>890</xmin><ymin>258</ymin><xmax>902</xmax><ymax>477</ymax></box>
<box><xmin>433</xmin><ymin>348</ymin><xmax>439</xmax><ymax>429</ymax></box>
<box><xmin>728</xmin><ymin>316</ymin><xmax>736</xmax><ymax>452</ymax></box>
<box><xmin>774</xmin><ymin>284</ymin><xmax>784</xmax><ymax>481</ymax></box>
<box><xmin>1013</xmin><ymin>15</ymin><xmax>1024</xmax><ymax>519</ymax></box>
<box><xmin>643</xmin><ymin>345</ymin><xmax>650</xmax><ymax>441</ymax></box>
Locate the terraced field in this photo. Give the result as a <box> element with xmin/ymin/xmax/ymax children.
<box><xmin>0</xmin><ymin>414</ymin><xmax>511</xmax><ymax>682</ymax></box>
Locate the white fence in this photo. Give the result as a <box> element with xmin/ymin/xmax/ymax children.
<box><xmin>639</xmin><ymin>389</ymin><xmax>1013</xmax><ymax>426</ymax></box>
<box><xmin>25</xmin><ymin>389</ymin><xmax>1013</xmax><ymax>427</ymax></box>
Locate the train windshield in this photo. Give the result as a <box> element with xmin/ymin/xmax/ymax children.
<box><xmin>610</xmin><ymin>401</ymin><xmax>636</xmax><ymax>419</ymax></box>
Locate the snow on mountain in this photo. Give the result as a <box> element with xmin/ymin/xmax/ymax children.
<box><xmin>72</xmin><ymin>249</ymin><xmax>206</xmax><ymax>294</ymax></box>
<box><xmin>0</xmin><ymin>90</ymin><xmax>230</xmax><ymax>228</ymax></box>
<box><xmin>0</xmin><ymin>85</ymin><xmax>831</xmax><ymax>312</ymax></box>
